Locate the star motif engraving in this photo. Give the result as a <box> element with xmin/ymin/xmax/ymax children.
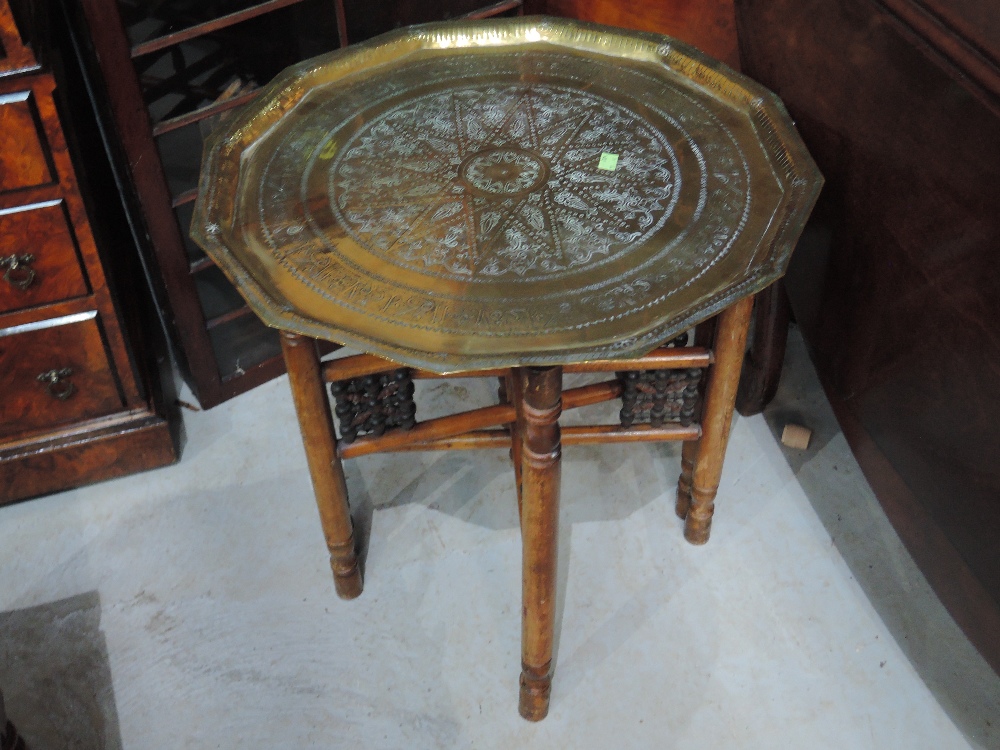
<box><xmin>330</xmin><ymin>83</ymin><xmax>677</xmax><ymax>280</ymax></box>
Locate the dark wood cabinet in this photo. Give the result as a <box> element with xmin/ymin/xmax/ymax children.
<box><xmin>524</xmin><ymin>0</ymin><xmax>738</xmax><ymax>68</ymax></box>
<box><xmin>0</xmin><ymin>0</ymin><xmax>177</xmax><ymax>503</ymax></box>
<box><xmin>735</xmin><ymin>0</ymin><xmax>1000</xmax><ymax>673</ymax></box>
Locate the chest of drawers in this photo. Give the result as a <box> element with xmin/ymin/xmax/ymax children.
<box><xmin>0</xmin><ymin>0</ymin><xmax>176</xmax><ymax>502</ymax></box>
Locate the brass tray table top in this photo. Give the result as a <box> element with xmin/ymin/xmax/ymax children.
<box><xmin>192</xmin><ymin>16</ymin><xmax>821</xmax><ymax>372</ymax></box>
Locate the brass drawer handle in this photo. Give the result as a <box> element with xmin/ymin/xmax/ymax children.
<box><xmin>1</xmin><ymin>253</ymin><xmax>36</xmax><ymax>290</ymax></box>
<box><xmin>37</xmin><ymin>367</ymin><xmax>75</xmax><ymax>401</ymax></box>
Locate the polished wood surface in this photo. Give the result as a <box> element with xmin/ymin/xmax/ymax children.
<box><xmin>0</xmin><ymin>414</ymin><xmax>176</xmax><ymax>500</ymax></box>
<box><xmin>0</xmin><ymin>200</ymin><xmax>89</xmax><ymax>313</ymax></box>
<box><xmin>0</xmin><ymin>1</ymin><xmax>176</xmax><ymax>504</ymax></box>
<box><xmin>0</xmin><ymin>0</ymin><xmax>37</xmax><ymax>76</ymax></box>
<box><xmin>526</xmin><ymin>0</ymin><xmax>739</xmax><ymax>67</ymax></box>
<box><xmin>281</xmin><ymin>332</ymin><xmax>362</xmax><ymax>600</ymax></box>
<box><xmin>0</xmin><ymin>90</ymin><xmax>52</xmax><ymax>191</ymax></box>
<box><xmin>0</xmin><ymin>315</ymin><xmax>122</xmax><ymax>439</ymax></box>
<box><xmin>736</xmin><ymin>0</ymin><xmax>1000</xmax><ymax>672</ymax></box>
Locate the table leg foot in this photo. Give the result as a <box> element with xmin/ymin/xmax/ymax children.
<box><xmin>675</xmin><ymin>439</ymin><xmax>697</xmax><ymax>519</ymax></box>
<box><xmin>519</xmin><ymin>661</ymin><xmax>552</xmax><ymax>721</ymax></box>
<box><xmin>684</xmin><ymin>486</ymin><xmax>716</xmax><ymax>545</ymax></box>
<box><xmin>329</xmin><ymin>536</ymin><xmax>363</xmax><ymax>600</ymax></box>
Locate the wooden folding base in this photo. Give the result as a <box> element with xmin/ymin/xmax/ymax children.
<box><xmin>279</xmin><ymin>295</ymin><xmax>755</xmax><ymax>721</ymax></box>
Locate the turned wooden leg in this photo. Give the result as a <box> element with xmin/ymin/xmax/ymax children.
<box><xmin>736</xmin><ymin>280</ymin><xmax>791</xmax><ymax>416</ymax></box>
<box><xmin>508</xmin><ymin>370</ymin><xmax>525</xmax><ymax>520</ymax></box>
<box><xmin>685</xmin><ymin>296</ymin><xmax>755</xmax><ymax>545</ymax></box>
<box><xmin>675</xmin><ymin>438</ymin><xmax>697</xmax><ymax>519</ymax></box>
<box><xmin>676</xmin><ymin>318</ymin><xmax>717</xmax><ymax>521</ymax></box>
<box><xmin>281</xmin><ymin>332</ymin><xmax>363</xmax><ymax>599</ymax></box>
<box><xmin>517</xmin><ymin>365</ymin><xmax>562</xmax><ymax>721</ymax></box>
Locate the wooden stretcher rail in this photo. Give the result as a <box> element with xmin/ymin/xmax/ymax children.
<box><xmin>353</xmin><ymin>423</ymin><xmax>701</xmax><ymax>454</ymax></box>
<box><xmin>321</xmin><ymin>347</ymin><xmax>713</xmax><ymax>382</ymax></box>
<box><xmin>339</xmin><ymin>403</ymin><xmax>513</xmax><ymax>458</ymax></box>
<box><xmin>338</xmin><ymin>380</ymin><xmax>624</xmax><ymax>459</ymax></box>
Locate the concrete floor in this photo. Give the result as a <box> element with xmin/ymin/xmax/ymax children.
<box><xmin>1</xmin><ymin>328</ymin><xmax>998</xmax><ymax>749</ymax></box>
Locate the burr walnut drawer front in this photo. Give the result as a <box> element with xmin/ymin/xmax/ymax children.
<box><xmin>0</xmin><ymin>200</ymin><xmax>89</xmax><ymax>313</ymax></box>
<box><xmin>0</xmin><ymin>89</ymin><xmax>55</xmax><ymax>193</ymax></box>
<box><xmin>0</xmin><ymin>311</ymin><xmax>123</xmax><ymax>439</ymax></box>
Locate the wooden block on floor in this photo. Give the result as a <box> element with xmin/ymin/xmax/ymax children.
<box><xmin>781</xmin><ymin>423</ymin><xmax>812</xmax><ymax>450</ymax></box>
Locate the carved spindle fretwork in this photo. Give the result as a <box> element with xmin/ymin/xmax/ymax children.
<box><xmin>617</xmin><ymin>367</ymin><xmax>702</xmax><ymax>428</ymax></box>
<box><xmin>679</xmin><ymin>368</ymin><xmax>702</xmax><ymax>426</ymax></box>
<box><xmin>330</xmin><ymin>368</ymin><xmax>416</xmax><ymax>444</ymax></box>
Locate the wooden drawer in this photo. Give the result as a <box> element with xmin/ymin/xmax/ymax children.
<box><xmin>0</xmin><ymin>311</ymin><xmax>124</xmax><ymax>439</ymax></box>
<box><xmin>0</xmin><ymin>88</ymin><xmax>54</xmax><ymax>193</ymax></box>
<box><xmin>0</xmin><ymin>199</ymin><xmax>88</xmax><ymax>313</ymax></box>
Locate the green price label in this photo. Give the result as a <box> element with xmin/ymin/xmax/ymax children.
<box><xmin>597</xmin><ymin>152</ymin><xmax>619</xmax><ymax>171</ymax></box>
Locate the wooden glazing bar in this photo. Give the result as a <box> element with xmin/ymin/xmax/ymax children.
<box><xmin>189</xmin><ymin>256</ymin><xmax>215</xmax><ymax>274</ymax></box>
<box><xmin>338</xmin><ymin>402</ymin><xmax>517</xmax><ymax>458</ymax></box>
<box><xmin>171</xmin><ymin>188</ymin><xmax>199</xmax><ymax>208</ymax></box>
<box><xmin>333</xmin><ymin>0</ymin><xmax>349</xmax><ymax>48</ymax></box>
<box><xmin>130</xmin><ymin>0</ymin><xmax>310</xmax><ymax>58</ymax></box>
<box><xmin>459</xmin><ymin>0</ymin><xmax>524</xmax><ymax>20</ymax></box>
<box><xmin>152</xmin><ymin>88</ymin><xmax>260</xmax><ymax>136</ymax></box>
<box><xmin>321</xmin><ymin>347</ymin><xmax>713</xmax><ymax>383</ymax></box>
<box><xmin>205</xmin><ymin>304</ymin><xmax>254</xmax><ymax>330</ymax></box>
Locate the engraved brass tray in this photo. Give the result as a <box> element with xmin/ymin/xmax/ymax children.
<box><xmin>191</xmin><ymin>17</ymin><xmax>821</xmax><ymax>373</ymax></box>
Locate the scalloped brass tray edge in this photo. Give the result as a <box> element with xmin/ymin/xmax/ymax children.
<box><xmin>191</xmin><ymin>16</ymin><xmax>822</xmax><ymax>373</ymax></box>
